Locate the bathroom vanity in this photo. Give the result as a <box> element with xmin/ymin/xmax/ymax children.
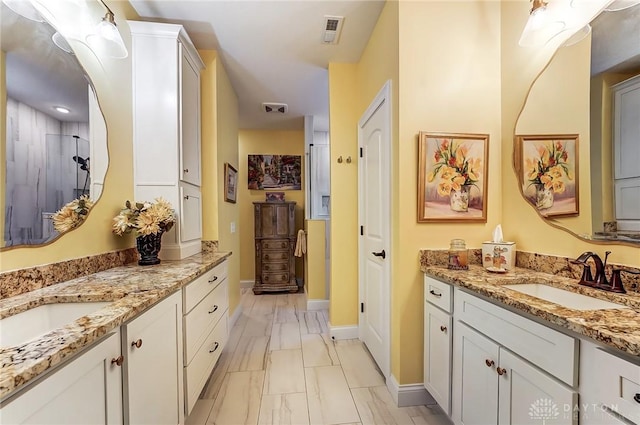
<box><xmin>0</xmin><ymin>251</ymin><xmax>230</xmax><ymax>424</ymax></box>
<box><xmin>422</xmin><ymin>266</ymin><xmax>640</xmax><ymax>425</ymax></box>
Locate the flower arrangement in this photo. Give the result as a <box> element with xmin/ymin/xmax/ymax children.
<box><xmin>427</xmin><ymin>139</ymin><xmax>481</xmax><ymax>197</ymax></box>
<box><xmin>52</xmin><ymin>196</ymin><xmax>94</xmax><ymax>233</ymax></box>
<box><xmin>112</xmin><ymin>198</ymin><xmax>175</xmax><ymax>236</ymax></box>
<box><xmin>525</xmin><ymin>141</ymin><xmax>573</xmax><ymax>193</ymax></box>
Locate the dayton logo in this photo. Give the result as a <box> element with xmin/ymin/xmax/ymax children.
<box><xmin>529</xmin><ymin>398</ymin><xmax>560</xmax><ymax>424</ymax></box>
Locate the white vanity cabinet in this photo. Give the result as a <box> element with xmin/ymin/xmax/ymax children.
<box><xmin>182</xmin><ymin>260</ymin><xmax>229</xmax><ymax>415</ymax></box>
<box><xmin>423</xmin><ymin>276</ymin><xmax>453</xmax><ymax>415</ymax></box>
<box><xmin>129</xmin><ymin>20</ymin><xmax>205</xmax><ymax>260</ymax></box>
<box><xmin>0</xmin><ymin>331</ymin><xmax>123</xmax><ymax>424</ymax></box>
<box><xmin>122</xmin><ymin>291</ymin><xmax>184</xmax><ymax>425</ymax></box>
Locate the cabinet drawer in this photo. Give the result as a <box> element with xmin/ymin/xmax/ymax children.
<box><xmin>261</xmin><ymin>240</ymin><xmax>290</xmax><ymax>251</ymax></box>
<box><xmin>183</xmin><ymin>261</ymin><xmax>228</xmax><ymax>313</ymax></box>
<box><xmin>184</xmin><ymin>280</ymin><xmax>228</xmax><ymax>364</ymax></box>
<box><xmin>185</xmin><ymin>315</ymin><xmax>227</xmax><ymax>414</ymax></box>
<box><xmin>455</xmin><ymin>289</ymin><xmax>577</xmax><ymax>386</ymax></box>
<box><xmin>593</xmin><ymin>348</ymin><xmax>640</xmax><ymax>423</ymax></box>
<box><xmin>263</xmin><ymin>262</ymin><xmax>288</xmax><ymax>272</ymax></box>
<box><xmin>425</xmin><ymin>276</ymin><xmax>453</xmax><ymax>313</ymax></box>
<box><xmin>262</xmin><ymin>272</ymin><xmax>290</xmax><ymax>284</ymax></box>
<box><xmin>263</xmin><ymin>251</ymin><xmax>289</xmax><ymax>262</ymax></box>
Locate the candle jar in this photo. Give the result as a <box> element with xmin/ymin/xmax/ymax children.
<box><xmin>448</xmin><ymin>239</ymin><xmax>469</xmax><ymax>270</ymax></box>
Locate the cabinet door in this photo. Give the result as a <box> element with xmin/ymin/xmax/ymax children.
<box><xmin>424</xmin><ymin>304</ymin><xmax>452</xmax><ymax>415</ymax></box>
<box><xmin>452</xmin><ymin>322</ymin><xmax>499</xmax><ymax>425</ymax></box>
<box><xmin>123</xmin><ymin>291</ymin><xmax>184</xmax><ymax>425</ymax></box>
<box><xmin>180</xmin><ymin>183</ymin><xmax>202</xmax><ymax>243</ymax></box>
<box><xmin>179</xmin><ymin>44</ymin><xmax>201</xmax><ymax>187</ymax></box>
<box><xmin>498</xmin><ymin>349</ymin><xmax>577</xmax><ymax>425</ymax></box>
<box><xmin>0</xmin><ymin>331</ymin><xmax>123</xmax><ymax>425</ymax></box>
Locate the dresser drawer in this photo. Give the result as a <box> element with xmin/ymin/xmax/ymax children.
<box><xmin>184</xmin><ymin>280</ymin><xmax>228</xmax><ymax>364</ymax></box>
<box><xmin>262</xmin><ymin>251</ymin><xmax>289</xmax><ymax>262</ymax></box>
<box><xmin>455</xmin><ymin>289</ymin><xmax>577</xmax><ymax>386</ymax></box>
<box><xmin>262</xmin><ymin>272</ymin><xmax>290</xmax><ymax>284</ymax></box>
<box><xmin>425</xmin><ymin>276</ymin><xmax>453</xmax><ymax>313</ymax></box>
<box><xmin>593</xmin><ymin>348</ymin><xmax>640</xmax><ymax>423</ymax></box>
<box><xmin>184</xmin><ymin>314</ymin><xmax>228</xmax><ymax>414</ymax></box>
<box><xmin>263</xmin><ymin>262</ymin><xmax>288</xmax><ymax>272</ymax></box>
<box><xmin>183</xmin><ymin>261</ymin><xmax>228</xmax><ymax>313</ymax></box>
<box><xmin>261</xmin><ymin>239</ymin><xmax>290</xmax><ymax>251</ymax></box>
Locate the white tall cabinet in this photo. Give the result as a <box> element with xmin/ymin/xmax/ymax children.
<box><xmin>129</xmin><ymin>21</ymin><xmax>205</xmax><ymax>260</ymax></box>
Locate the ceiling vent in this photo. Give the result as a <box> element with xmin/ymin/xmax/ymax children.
<box><xmin>262</xmin><ymin>102</ymin><xmax>288</xmax><ymax>114</ymax></box>
<box><xmin>322</xmin><ymin>15</ymin><xmax>344</xmax><ymax>45</ymax></box>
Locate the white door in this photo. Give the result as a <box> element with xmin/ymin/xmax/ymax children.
<box><xmin>358</xmin><ymin>81</ymin><xmax>391</xmax><ymax>379</ymax></box>
<box><xmin>424</xmin><ymin>304</ymin><xmax>452</xmax><ymax>414</ymax></box>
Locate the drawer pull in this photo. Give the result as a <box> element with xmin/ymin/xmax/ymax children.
<box><xmin>131</xmin><ymin>339</ymin><xmax>143</xmax><ymax>349</ymax></box>
<box><xmin>208</xmin><ymin>305</ymin><xmax>219</xmax><ymax>314</ymax></box>
<box><xmin>264</xmin><ymin>276</ymin><xmax>269</xmax><ymax>281</ymax></box>
<box><xmin>282</xmin><ymin>254</ymin><xmax>286</xmax><ymax>259</ymax></box>
<box><xmin>209</xmin><ymin>342</ymin><xmax>220</xmax><ymax>353</ymax></box>
<box><xmin>282</xmin><ymin>275</ymin><xmax>287</xmax><ymax>281</ymax></box>
<box><xmin>634</xmin><ymin>393</ymin><xmax>640</xmax><ymax>404</ymax></box>
<box><xmin>281</xmin><ymin>242</ymin><xmax>286</xmax><ymax>248</ymax></box>
<box><xmin>265</xmin><ymin>265</ymin><xmax>270</xmax><ymax>270</ymax></box>
<box><xmin>440</xmin><ymin>325</ymin><xmax>447</xmax><ymax>333</ymax></box>
<box><xmin>496</xmin><ymin>367</ymin><xmax>507</xmax><ymax>376</ymax></box>
<box><xmin>184</xmin><ymin>195</ymin><xmax>189</xmax><ymax>200</ymax></box>
<box><xmin>208</xmin><ymin>276</ymin><xmax>218</xmax><ymax>283</ymax></box>
<box><xmin>265</xmin><ymin>254</ymin><xmax>270</xmax><ymax>260</ymax></box>
<box><xmin>485</xmin><ymin>359</ymin><xmax>495</xmax><ymax>367</ymax></box>
<box><xmin>111</xmin><ymin>355</ymin><xmax>124</xmax><ymax>366</ymax></box>
<box><xmin>429</xmin><ymin>289</ymin><xmax>442</xmax><ymax>298</ymax></box>
<box><xmin>183</xmin><ymin>168</ymin><xmax>189</xmax><ymax>173</ymax></box>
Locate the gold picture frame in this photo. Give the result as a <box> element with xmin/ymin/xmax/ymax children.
<box><xmin>224</xmin><ymin>163</ymin><xmax>238</xmax><ymax>203</ymax></box>
<box><xmin>417</xmin><ymin>132</ymin><xmax>489</xmax><ymax>222</ymax></box>
<box><xmin>515</xmin><ymin>134</ymin><xmax>579</xmax><ymax>218</ymax></box>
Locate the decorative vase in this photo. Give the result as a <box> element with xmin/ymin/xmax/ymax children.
<box><xmin>534</xmin><ymin>183</ymin><xmax>554</xmax><ymax>210</ymax></box>
<box><xmin>450</xmin><ymin>185</ymin><xmax>471</xmax><ymax>212</ymax></box>
<box><xmin>136</xmin><ymin>231</ymin><xmax>163</xmax><ymax>266</ymax></box>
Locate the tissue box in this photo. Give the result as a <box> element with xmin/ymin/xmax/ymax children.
<box><xmin>482</xmin><ymin>242</ymin><xmax>516</xmax><ymax>271</ymax></box>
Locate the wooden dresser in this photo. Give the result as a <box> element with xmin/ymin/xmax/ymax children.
<box><xmin>253</xmin><ymin>201</ymin><xmax>298</xmax><ymax>294</ymax></box>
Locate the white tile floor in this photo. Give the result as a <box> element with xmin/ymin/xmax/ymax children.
<box><xmin>186</xmin><ymin>289</ymin><xmax>451</xmax><ymax>425</ymax></box>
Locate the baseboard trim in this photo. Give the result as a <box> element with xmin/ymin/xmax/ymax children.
<box><xmin>387</xmin><ymin>374</ymin><xmax>436</xmax><ymax>407</ymax></box>
<box><xmin>228</xmin><ymin>302</ymin><xmax>243</xmax><ymax>328</ymax></box>
<box><xmin>307</xmin><ymin>299</ymin><xmax>329</xmax><ymax>311</ymax></box>
<box><xmin>240</xmin><ymin>280</ymin><xmax>253</xmax><ymax>289</ymax></box>
<box><xmin>328</xmin><ymin>323</ymin><xmax>359</xmax><ymax>340</ymax></box>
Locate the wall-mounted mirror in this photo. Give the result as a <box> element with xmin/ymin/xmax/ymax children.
<box><xmin>515</xmin><ymin>3</ymin><xmax>640</xmax><ymax>245</ymax></box>
<box><xmin>1</xmin><ymin>1</ymin><xmax>108</xmax><ymax>248</ymax></box>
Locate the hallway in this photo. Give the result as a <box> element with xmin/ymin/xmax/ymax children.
<box><xmin>186</xmin><ymin>290</ymin><xmax>451</xmax><ymax>425</ymax></box>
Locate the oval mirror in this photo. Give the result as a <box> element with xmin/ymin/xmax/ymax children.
<box><xmin>1</xmin><ymin>1</ymin><xmax>108</xmax><ymax>248</ymax></box>
<box><xmin>515</xmin><ymin>4</ymin><xmax>640</xmax><ymax>246</ymax></box>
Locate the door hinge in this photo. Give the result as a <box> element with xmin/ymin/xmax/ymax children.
<box><xmin>360</xmin><ymin>225</ymin><xmax>364</xmax><ymax>235</ymax></box>
<box><xmin>360</xmin><ymin>302</ymin><xmax>364</xmax><ymax>313</ymax></box>
<box><xmin>359</xmin><ymin>147</ymin><xmax>363</xmax><ymax>158</ymax></box>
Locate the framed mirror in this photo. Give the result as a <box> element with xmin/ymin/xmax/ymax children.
<box><xmin>515</xmin><ymin>3</ymin><xmax>640</xmax><ymax>245</ymax></box>
<box><xmin>1</xmin><ymin>1</ymin><xmax>108</xmax><ymax>248</ymax></box>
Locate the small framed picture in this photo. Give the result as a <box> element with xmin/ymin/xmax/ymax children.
<box><xmin>224</xmin><ymin>163</ymin><xmax>238</xmax><ymax>203</ymax></box>
<box><xmin>417</xmin><ymin>132</ymin><xmax>489</xmax><ymax>222</ymax></box>
<box><xmin>515</xmin><ymin>134</ymin><xmax>579</xmax><ymax>217</ymax></box>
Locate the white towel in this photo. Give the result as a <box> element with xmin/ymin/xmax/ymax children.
<box><xmin>294</xmin><ymin>229</ymin><xmax>306</xmax><ymax>257</ymax></box>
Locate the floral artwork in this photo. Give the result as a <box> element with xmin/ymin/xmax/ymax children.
<box><xmin>418</xmin><ymin>132</ymin><xmax>489</xmax><ymax>222</ymax></box>
<box><xmin>516</xmin><ymin>134</ymin><xmax>579</xmax><ymax>217</ymax></box>
<box><xmin>248</xmin><ymin>155</ymin><xmax>301</xmax><ymax>190</ymax></box>
<box><xmin>112</xmin><ymin>198</ymin><xmax>175</xmax><ymax>236</ymax></box>
<box><xmin>224</xmin><ymin>163</ymin><xmax>238</xmax><ymax>203</ymax></box>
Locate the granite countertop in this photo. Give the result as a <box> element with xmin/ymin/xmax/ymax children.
<box><xmin>0</xmin><ymin>251</ymin><xmax>231</xmax><ymax>401</ymax></box>
<box><xmin>421</xmin><ymin>264</ymin><xmax>640</xmax><ymax>358</ymax></box>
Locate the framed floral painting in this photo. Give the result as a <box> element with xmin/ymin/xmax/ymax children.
<box><xmin>224</xmin><ymin>163</ymin><xmax>238</xmax><ymax>203</ymax></box>
<box><xmin>515</xmin><ymin>134</ymin><xmax>579</xmax><ymax>218</ymax></box>
<box><xmin>418</xmin><ymin>132</ymin><xmax>489</xmax><ymax>222</ymax></box>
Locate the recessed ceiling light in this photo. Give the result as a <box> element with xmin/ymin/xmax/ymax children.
<box><xmin>55</xmin><ymin>106</ymin><xmax>70</xmax><ymax>114</ymax></box>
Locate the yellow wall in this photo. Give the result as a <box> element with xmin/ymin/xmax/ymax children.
<box><xmin>304</xmin><ymin>219</ymin><xmax>326</xmax><ymax>300</ymax></box>
<box><xmin>238</xmin><ymin>130</ymin><xmax>305</xmax><ymax>282</ymax></box>
<box><xmin>200</xmin><ymin>50</ymin><xmax>241</xmax><ymax>315</ymax></box>
<box><xmin>0</xmin><ymin>1</ymin><xmax>139</xmax><ymax>271</ymax></box>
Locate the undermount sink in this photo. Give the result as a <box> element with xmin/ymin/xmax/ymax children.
<box><xmin>0</xmin><ymin>302</ymin><xmax>111</xmax><ymax>348</ymax></box>
<box><xmin>503</xmin><ymin>284</ymin><xmax>628</xmax><ymax>311</ymax></box>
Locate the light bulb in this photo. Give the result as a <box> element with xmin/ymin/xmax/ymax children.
<box><xmin>85</xmin><ymin>12</ymin><xmax>128</xmax><ymax>59</ymax></box>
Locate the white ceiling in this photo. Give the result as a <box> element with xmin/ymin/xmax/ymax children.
<box><xmin>129</xmin><ymin>0</ymin><xmax>385</xmax><ymax>131</ymax></box>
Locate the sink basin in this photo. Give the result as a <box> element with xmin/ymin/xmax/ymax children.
<box><xmin>0</xmin><ymin>302</ymin><xmax>111</xmax><ymax>348</ymax></box>
<box><xmin>503</xmin><ymin>284</ymin><xmax>628</xmax><ymax>311</ymax></box>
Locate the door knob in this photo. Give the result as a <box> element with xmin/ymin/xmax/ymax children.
<box><xmin>440</xmin><ymin>325</ymin><xmax>447</xmax><ymax>332</ymax></box>
<box><xmin>131</xmin><ymin>339</ymin><xmax>143</xmax><ymax>349</ymax></box>
<box><xmin>372</xmin><ymin>250</ymin><xmax>386</xmax><ymax>259</ymax></box>
<box><xmin>111</xmin><ymin>355</ymin><xmax>124</xmax><ymax>366</ymax></box>
<box><xmin>485</xmin><ymin>359</ymin><xmax>495</xmax><ymax>367</ymax></box>
<box><xmin>496</xmin><ymin>367</ymin><xmax>507</xmax><ymax>376</ymax></box>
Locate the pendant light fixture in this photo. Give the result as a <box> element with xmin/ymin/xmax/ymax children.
<box><xmin>519</xmin><ymin>0</ymin><xmax>566</xmax><ymax>46</ymax></box>
<box><xmin>86</xmin><ymin>0</ymin><xmax>128</xmax><ymax>59</ymax></box>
